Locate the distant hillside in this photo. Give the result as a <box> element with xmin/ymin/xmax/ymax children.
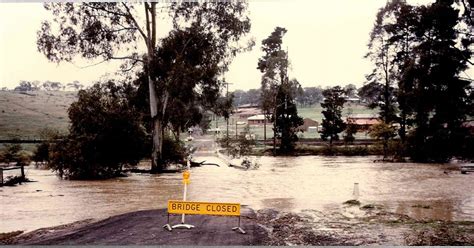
<box><xmin>0</xmin><ymin>90</ymin><xmax>77</xmax><ymax>139</ymax></box>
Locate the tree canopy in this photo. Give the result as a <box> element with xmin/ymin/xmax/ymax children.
<box><xmin>367</xmin><ymin>0</ymin><xmax>473</xmax><ymax>162</ymax></box>
<box><xmin>38</xmin><ymin>2</ymin><xmax>253</xmax><ymax>171</ymax></box>
<box><xmin>48</xmin><ymin>82</ymin><xmax>147</xmax><ymax>179</ymax></box>
<box><xmin>273</xmin><ymin>79</ymin><xmax>304</xmax><ymax>152</ymax></box>
<box><xmin>320</xmin><ymin>86</ymin><xmax>346</xmax><ymax>146</ymax></box>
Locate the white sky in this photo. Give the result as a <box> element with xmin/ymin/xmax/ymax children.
<box><xmin>0</xmin><ymin>1</ymin><xmax>472</xmax><ymax>91</ymax></box>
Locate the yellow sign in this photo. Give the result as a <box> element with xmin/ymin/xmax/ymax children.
<box><xmin>167</xmin><ymin>200</ymin><xmax>240</xmax><ymax>216</ymax></box>
<box><xmin>183</xmin><ymin>170</ymin><xmax>190</xmax><ymax>179</ymax></box>
<box><xmin>182</xmin><ymin>170</ymin><xmax>190</xmax><ymax>184</ymax></box>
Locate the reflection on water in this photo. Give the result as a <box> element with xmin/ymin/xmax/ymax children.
<box><xmin>1</xmin><ymin>156</ymin><xmax>473</xmax><ymax>233</ymax></box>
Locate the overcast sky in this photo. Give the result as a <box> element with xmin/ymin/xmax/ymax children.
<box><xmin>0</xmin><ymin>1</ymin><xmax>472</xmax><ymax>91</ymax></box>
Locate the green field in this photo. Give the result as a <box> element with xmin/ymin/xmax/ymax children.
<box><xmin>0</xmin><ymin>91</ymin><xmax>76</xmax><ymax>139</ymax></box>
<box><xmin>0</xmin><ymin>90</ymin><xmax>377</xmax><ymax>141</ymax></box>
<box><xmin>297</xmin><ymin>103</ymin><xmax>377</xmax><ymax>124</ymax></box>
<box><xmin>212</xmin><ymin>103</ymin><xmax>377</xmax><ymax>139</ymax></box>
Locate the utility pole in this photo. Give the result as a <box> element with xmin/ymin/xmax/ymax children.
<box><xmin>223</xmin><ymin>79</ymin><xmax>233</xmax><ymax>147</ymax></box>
<box><xmin>263</xmin><ymin>112</ymin><xmax>267</xmax><ymax>147</ymax></box>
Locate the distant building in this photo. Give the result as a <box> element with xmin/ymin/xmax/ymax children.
<box><xmin>235</xmin><ymin>107</ymin><xmax>262</xmax><ymax>119</ymax></box>
<box><xmin>344</xmin><ymin>96</ymin><xmax>361</xmax><ymax>104</ymax></box>
<box><xmin>237</xmin><ymin>103</ymin><xmax>259</xmax><ymax>109</ymax></box>
<box><xmin>297</xmin><ymin>118</ymin><xmax>319</xmax><ymax>132</ymax></box>
<box><xmin>247</xmin><ymin>114</ymin><xmax>271</xmax><ymax>125</ymax></box>
<box><xmin>346</xmin><ymin>114</ymin><xmax>380</xmax><ymax>130</ymax></box>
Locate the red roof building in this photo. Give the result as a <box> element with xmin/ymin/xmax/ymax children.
<box><xmin>346</xmin><ymin>114</ymin><xmax>380</xmax><ymax>130</ymax></box>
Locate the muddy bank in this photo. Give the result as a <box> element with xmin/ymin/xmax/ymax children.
<box><xmin>3</xmin><ymin>206</ymin><xmax>473</xmax><ymax>245</ymax></box>
<box><xmin>255</xmin><ymin>205</ymin><xmax>474</xmax><ymax>246</ymax></box>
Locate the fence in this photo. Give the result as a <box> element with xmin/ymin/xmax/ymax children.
<box><xmin>0</xmin><ymin>164</ymin><xmax>25</xmax><ymax>186</ymax></box>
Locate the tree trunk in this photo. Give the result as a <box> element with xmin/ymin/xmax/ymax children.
<box><xmin>263</xmin><ymin>115</ymin><xmax>266</xmax><ymax>146</ymax></box>
<box><xmin>151</xmin><ymin>114</ymin><xmax>163</xmax><ymax>172</ymax></box>
<box><xmin>400</xmin><ymin>112</ymin><xmax>407</xmax><ymax>143</ymax></box>
<box><xmin>273</xmin><ymin>108</ymin><xmax>277</xmax><ymax>155</ymax></box>
<box><xmin>145</xmin><ymin>3</ymin><xmax>164</xmax><ymax>172</ymax></box>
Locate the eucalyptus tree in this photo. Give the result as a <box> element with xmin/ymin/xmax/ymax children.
<box><xmin>274</xmin><ymin>78</ymin><xmax>303</xmax><ymax>152</ymax></box>
<box><xmin>320</xmin><ymin>86</ymin><xmax>346</xmax><ymax>147</ymax></box>
<box><xmin>257</xmin><ymin>26</ymin><xmax>289</xmax><ymax>153</ymax></box>
<box><xmin>368</xmin><ymin>0</ymin><xmax>473</xmax><ymax>162</ymax></box>
<box><xmin>383</xmin><ymin>1</ymin><xmax>419</xmax><ymax>142</ymax></box>
<box><xmin>366</xmin><ymin>2</ymin><xmax>399</xmax><ymax>126</ymax></box>
<box><xmin>408</xmin><ymin>0</ymin><xmax>473</xmax><ymax>162</ymax></box>
<box><xmin>37</xmin><ymin>2</ymin><xmax>252</xmax><ymax>171</ymax></box>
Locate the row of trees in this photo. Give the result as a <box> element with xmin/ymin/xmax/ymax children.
<box><xmin>363</xmin><ymin>0</ymin><xmax>473</xmax><ymax>162</ymax></box>
<box><xmin>319</xmin><ymin>0</ymin><xmax>473</xmax><ymax>162</ymax></box>
<box><xmin>232</xmin><ymin>83</ymin><xmax>362</xmax><ymax>107</ymax></box>
<box><xmin>11</xmin><ymin>80</ymin><xmax>84</xmax><ymax>91</ymax></box>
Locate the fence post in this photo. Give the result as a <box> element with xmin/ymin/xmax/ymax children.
<box><xmin>20</xmin><ymin>165</ymin><xmax>25</xmax><ymax>179</ymax></box>
<box><xmin>0</xmin><ymin>168</ymin><xmax>3</xmax><ymax>186</ymax></box>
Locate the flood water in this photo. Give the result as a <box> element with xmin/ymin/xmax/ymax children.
<box><xmin>1</xmin><ymin>154</ymin><xmax>473</xmax><ymax>233</ymax></box>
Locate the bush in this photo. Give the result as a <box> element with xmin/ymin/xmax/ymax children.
<box><xmin>32</xmin><ymin>128</ymin><xmax>63</xmax><ymax>165</ymax></box>
<box><xmin>295</xmin><ymin>145</ymin><xmax>380</xmax><ymax>156</ymax></box>
<box><xmin>0</xmin><ymin>144</ymin><xmax>31</xmax><ymax>166</ymax></box>
<box><xmin>162</xmin><ymin>135</ymin><xmax>187</xmax><ymax>164</ymax></box>
<box><xmin>48</xmin><ymin>82</ymin><xmax>148</xmax><ymax>179</ymax></box>
<box><xmin>33</xmin><ymin>142</ymin><xmax>50</xmax><ymax>164</ymax></box>
<box><xmin>218</xmin><ymin>127</ymin><xmax>256</xmax><ymax>158</ymax></box>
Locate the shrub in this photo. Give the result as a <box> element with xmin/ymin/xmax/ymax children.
<box><xmin>0</xmin><ymin>144</ymin><xmax>31</xmax><ymax>166</ymax></box>
<box><xmin>48</xmin><ymin>82</ymin><xmax>148</xmax><ymax>179</ymax></box>
<box><xmin>162</xmin><ymin>135</ymin><xmax>187</xmax><ymax>164</ymax></box>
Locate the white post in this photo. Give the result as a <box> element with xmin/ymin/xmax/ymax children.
<box><xmin>181</xmin><ymin>182</ymin><xmax>187</xmax><ymax>223</ymax></box>
<box><xmin>353</xmin><ymin>182</ymin><xmax>359</xmax><ymax>200</ymax></box>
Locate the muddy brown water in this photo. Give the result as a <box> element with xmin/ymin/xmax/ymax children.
<box><xmin>1</xmin><ymin>155</ymin><xmax>473</xmax><ymax>233</ymax></box>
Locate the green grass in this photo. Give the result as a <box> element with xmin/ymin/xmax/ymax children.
<box><xmin>297</xmin><ymin>103</ymin><xmax>377</xmax><ymax>123</ymax></box>
<box><xmin>0</xmin><ymin>90</ymin><xmax>377</xmax><ymax>142</ymax></box>
<box><xmin>0</xmin><ymin>91</ymin><xmax>76</xmax><ymax>139</ymax></box>
<box><xmin>214</xmin><ymin>103</ymin><xmax>378</xmax><ymax>139</ymax></box>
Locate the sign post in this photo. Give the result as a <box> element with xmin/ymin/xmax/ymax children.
<box><xmin>170</xmin><ymin>169</ymin><xmax>195</xmax><ymax>230</ymax></box>
<box><xmin>165</xmin><ymin>200</ymin><xmax>245</xmax><ymax>234</ymax></box>
<box><xmin>163</xmin><ymin>159</ymin><xmax>245</xmax><ymax>234</ymax></box>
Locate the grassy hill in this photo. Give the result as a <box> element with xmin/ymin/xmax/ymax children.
<box><xmin>0</xmin><ymin>90</ymin><xmax>77</xmax><ymax>139</ymax></box>
<box><xmin>0</xmin><ymin>90</ymin><xmax>376</xmax><ymax>141</ymax></box>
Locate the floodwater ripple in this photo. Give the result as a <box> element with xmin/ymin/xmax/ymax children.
<box><xmin>1</xmin><ymin>156</ymin><xmax>473</xmax><ymax>233</ymax></box>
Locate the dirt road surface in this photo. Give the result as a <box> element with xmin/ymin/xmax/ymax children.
<box><xmin>7</xmin><ymin>208</ymin><xmax>268</xmax><ymax>245</ymax></box>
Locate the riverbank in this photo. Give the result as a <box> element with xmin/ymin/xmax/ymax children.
<box><xmin>2</xmin><ymin>206</ymin><xmax>473</xmax><ymax>245</ymax></box>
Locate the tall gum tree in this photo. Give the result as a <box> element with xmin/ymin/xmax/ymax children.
<box><xmin>257</xmin><ymin>26</ymin><xmax>289</xmax><ymax>154</ymax></box>
<box><xmin>37</xmin><ymin>2</ymin><xmax>253</xmax><ymax>171</ymax></box>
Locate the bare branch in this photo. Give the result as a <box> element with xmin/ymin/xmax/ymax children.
<box><xmin>71</xmin><ymin>55</ymin><xmax>143</xmax><ymax>69</ymax></box>
<box><xmin>110</xmin><ymin>56</ymin><xmax>144</xmax><ymax>63</ymax></box>
<box><xmin>144</xmin><ymin>3</ymin><xmax>151</xmax><ymax>50</ymax></box>
<box><xmin>122</xmin><ymin>3</ymin><xmax>148</xmax><ymax>45</ymax></box>
<box><xmin>72</xmin><ymin>59</ymin><xmax>109</xmax><ymax>69</ymax></box>
<box><xmin>151</xmin><ymin>2</ymin><xmax>157</xmax><ymax>48</ymax></box>
<box><xmin>83</xmin><ymin>3</ymin><xmax>128</xmax><ymax>17</ymax></box>
<box><xmin>109</xmin><ymin>27</ymin><xmax>138</xmax><ymax>33</ymax></box>
<box><xmin>121</xmin><ymin>59</ymin><xmax>140</xmax><ymax>72</ymax></box>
